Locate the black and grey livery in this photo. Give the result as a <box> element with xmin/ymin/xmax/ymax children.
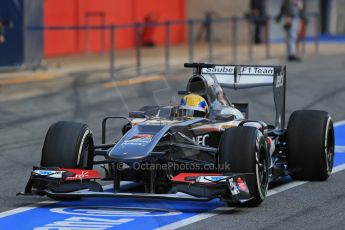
<box><xmin>20</xmin><ymin>63</ymin><xmax>335</xmax><ymax>207</ymax></box>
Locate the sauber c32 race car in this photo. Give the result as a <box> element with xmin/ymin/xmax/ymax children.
<box><xmin>19</xmin><ymin>63</ymin><xmax>335</xmax><ymax>207</ymax></box>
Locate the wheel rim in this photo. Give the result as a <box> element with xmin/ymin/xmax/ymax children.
<box><xmin>77</xmin><ymin>130</ymin><xmax>93</xmax><ymax>169</ymax></box>
<box><xmin>325</xmin><ymin>123</ymin><xmax>335</xmax><ymax>175</ymax></box>
<box><xmin>256</xmin><ymin>148</ymin><xmax>268</xmax><ymax>199</ymax></box>
<box><xmin>79</xmin><ymin>136</ymin><xmax>91</xmax><ymax>168</ymax></box>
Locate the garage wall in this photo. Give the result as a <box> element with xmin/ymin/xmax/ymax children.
<box><xmin>44</xmin><ymin>0</ymin><xmax>185</xmax><ymax>56</ymax></box>
<box><xmin>186</xmin><ymin>0</ymin><xmax>250</xmax><ymax>43</ymax></box>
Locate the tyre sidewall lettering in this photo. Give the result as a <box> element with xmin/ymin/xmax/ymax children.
<box><xmin>324</xmin><ymin>117</ymin><xmax>333</xmax><ymax>176</ymax></box>
<box><xmin>255</xmin><ymin>130</ymin><xmax>268</xmax><ymax>200</ymax></box>
<box><xmin>77</xmin><ymin>128</ymin><xmax>91</xmax><ymax>168</ymax></box>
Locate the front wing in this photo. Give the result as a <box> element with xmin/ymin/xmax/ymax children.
<box><xmin>19</xmin><ymin>168</ymin><xmax>254</xmax><ymax>204</ymax></box>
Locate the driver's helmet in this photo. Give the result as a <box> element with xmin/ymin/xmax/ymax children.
<box><xmin>179</xmin><ymin>93</ymin><xmax>208</xmax><ymax>118</ymax></box>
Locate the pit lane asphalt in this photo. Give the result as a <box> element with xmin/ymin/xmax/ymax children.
<box><xmin>0</xmin><ymin>53</ymin><xmax>345</xmax><ymax>229</ymax></box>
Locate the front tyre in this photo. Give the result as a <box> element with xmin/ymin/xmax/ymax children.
<box><xmin>287</xmin><ymin>110</ymin><xmax>334</xmax><ymax>180</ymax></box>
<box><xmin>41</xmin><ymin>121</ymin><xmax>94</xmax><ymax>169</ymax></box>
<box><xmin>219</xmin><ymin>127</ymin><xmax>269</xmax><ymax>207</ymax></box>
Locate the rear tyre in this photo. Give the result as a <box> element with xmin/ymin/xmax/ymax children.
<box><xmin>41</xmin><ymin>121</ymin><xmax>94</xmax><ymax>169</ymax></box>
<box><xmin>287</xmin><ymin>110</ymin><xmax>334</xmax><ymax>180</ymax></box>
<box><xmin>219</xmin><ymin>127</ymin><xmax>269</xmax><ymax>207</ymax></box>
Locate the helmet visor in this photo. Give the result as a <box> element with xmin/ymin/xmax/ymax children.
<box><xmin>179</xmin><ymin>108</ymin><xmax>206</xmax><ymax>118</ymax></box>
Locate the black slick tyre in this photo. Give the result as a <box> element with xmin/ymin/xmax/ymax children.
<box><xmin>219</xmin><ymin>126</ymin><xmax>269</xmax><ymax>207</ymax></box>
<box><xmin>41</xmin><ymin>121</ymin><xmax>94</xmax><ymax>169</ymax></box>
<box><xmin>287</xmin><ymin>110</ymin><xmax>334</xmax><ymax>180</ymax></box>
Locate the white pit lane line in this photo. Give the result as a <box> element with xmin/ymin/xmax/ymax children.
<box><xmin>335</xmin><ymin>145</ymin><xmax>345</xmax><ymax>153</ymax></box>
<box><xmin>1</xmin><ymin>121</ymin><xmax>345</xmax><ymax>227</ymax></box>
<box><xmin>0</xmin><ymin>183</ymin><xmax>116</xmax><ymax>218</ymax></box>
<box><xmin>0</xmin><ymin>200</ymin><xmax>58</xmax><ymax>219</ymax></box>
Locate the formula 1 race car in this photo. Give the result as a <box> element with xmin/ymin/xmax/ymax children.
<box><xmin>20</xmin><ymin>63</ymin><xmax>335</xmax><ymax>207</ymax></box>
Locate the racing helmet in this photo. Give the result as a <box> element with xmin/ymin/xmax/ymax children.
<box><xmin>179</xmin><ymin>93</ymin><xmax>208</xmax><ymax>118</ymax></box>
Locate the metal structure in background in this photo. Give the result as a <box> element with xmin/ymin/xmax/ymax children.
<box><xmin>110</xmin><ymin>25</ymin><xmax>115</xmax><ymax>80</ymax></box>
<box><xmin>188</xmin><ymin>19</ymin><xmax>194</xmax><ymax>62</ymax></box>
<box><xmin>314</xmin><ymin>16</ymin><xmax>320</xmax><ymax>54</ymax></box>
<box><xmin>247</xmin><ymin>19</ymin><xmax>253</xmax><ymax>63</ymax></box>
<box><xmin>26</xmin><ymin>13</ymin><xmax>320</xmax><ymax>77</ymax></box>
<box><xmin>232</xmin><ymin>17</ymin><xmax>238</xmax><ymax>64</ymax></box>
<box><xmin>165</xmin><ymin>21</ymin><xmax>171</xmax><ymax>74</ymax></box>
<box><xmin>84</xmin><ymin>12</ymin><xmax>106</xmax><ymax>54</ymax></box>
<box><xmin>135</xmin><ymin>23</ymin><xmax>142</xmax><ymax>76</ymax></box>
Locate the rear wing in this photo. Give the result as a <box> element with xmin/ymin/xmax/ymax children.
<box><xmin>184</xmin><ymin>63</ymin><xmax>286</xmax><ymax>128</ymax></box>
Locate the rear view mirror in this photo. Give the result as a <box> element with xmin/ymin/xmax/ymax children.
<box><xmin>216</xmin><ymin>114</ymin><xmax>235</xmax><ymax>121</ymax></box>
<box><xmin>129</xmin><ymin>111</ymin><xmax>147</xmax><ymax>119</ymax></box>
<box><xmin>178</xmin><ymin>90</ymin><xmax>188</xmax><ymax>95</ymax></box>
<box><xmin>232</xmin><ymin>103</ymin><xmax>249</xmax><ymax>119</ymax></box>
